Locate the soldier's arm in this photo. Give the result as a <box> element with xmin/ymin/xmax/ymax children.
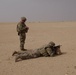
<box><xmin>54</xmin><ymin>45</ymin><xmax>62</xmax><ymax>55</ymax></box>
<box><xmin>46</xmin><ymin>48</ymin><xmax>54</xmax><ymax>57</ymax></box>
<box><xmin>17</xmin><ymin>24</ymin><xmax>28</xmax><ymax>33</ymax></box>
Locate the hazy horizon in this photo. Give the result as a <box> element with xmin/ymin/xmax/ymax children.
<box><xmin>0</xmin><ymin>0</ymin><xmax>76</xmax><ymax>22</ymax></box>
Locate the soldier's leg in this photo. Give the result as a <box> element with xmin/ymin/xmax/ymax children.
<box><xmin>20</xmin><ymin>43</ymin><xmax>24</xmax><ymax>50</ymax></box>
<box><xmin>15</xmin><ymin>55</ymin><xmax>21</xmax><ymax>62</ymax></box>
<box><xmin>20</xmin><ymin>34</ymin><xmax>26</xmax><ymax>50</ymax></box>
<box><xmin>31</xmin><ymin>50</ymin><xmax>41</xmax><ymax>58</ymax></box>
<box><xmin>15</xmin><ymin>53</ymin><xmax>27</xmax><ymax>62</ymax></box>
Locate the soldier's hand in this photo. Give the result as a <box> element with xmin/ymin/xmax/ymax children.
<box><xmin>25</xmin><ymin>26</ymin><xmax>29</xmax><ymax>33</ymax></box>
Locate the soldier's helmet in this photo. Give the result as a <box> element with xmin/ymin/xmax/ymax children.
<box><xmin>49</xmin><ymin>41</ymin><xmax>55</xmax><ymax>47</ymax></box>
<box><xmin>21</xmin><ymin>17</ymin><xmax>27</xmax><ymax>20</ymax></box>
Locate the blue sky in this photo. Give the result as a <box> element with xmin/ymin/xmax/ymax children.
<box><xmin>0</xmin><ymin>0</ymin><xmax>76</xmax><ymax>22</ymax></box>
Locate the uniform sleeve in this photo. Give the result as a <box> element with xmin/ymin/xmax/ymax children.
<box><xmin>17</xmin><ymin>24</ymin><xmax>20</xmax><ymax>32</ymax></box>
<box><xmin>46</xmin><ymin>48</ymin><xmax>53</xmax><ymax>57</ymax></box>
<box><xmin>17</xmin><ymin>24</ymin><xmax>26</xmax><ymax>33</ymax></box>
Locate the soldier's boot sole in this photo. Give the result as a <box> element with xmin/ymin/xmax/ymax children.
<box><xmin>12</xmin><ymin>51</ymin><xmax>17</xmax><ymax>56</ymax></box>
<box><xmin>15</xmin><ymin>55</ymin><xmax>21</xmax><ymax>62</ymax></box>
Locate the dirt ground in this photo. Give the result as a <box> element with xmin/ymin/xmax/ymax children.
<box><xmin>0</xmin><ymin>22</ymin><xmax>76</xmax><ymax>75</ymax></box>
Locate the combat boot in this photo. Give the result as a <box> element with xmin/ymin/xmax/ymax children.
<box><xmin>20</xmin><ymin>44</ymin><xmax>27</xmax><ymax>51</ymax></box>
<box><xmin>21</xmin><ymin>48</ymin><xmax>27</xmax><ymax>51</ymax></box>
<box><xmin>12</xmin><ymin>51</ymin><xmax>18</xmax><ymax>56</ymax></box>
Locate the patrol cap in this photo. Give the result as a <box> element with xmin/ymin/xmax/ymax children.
<box><xmin>49</xmin><ymin>41</ymin><xmax>62</xmax><ymax>47</ymax></box>
<box><xmin>49</xmin><ymin>41</ymin><xmax>55</xmax><ymax>46</ymax></box>
<box><xmin>21</xmin><ymin>17</ymin><xmax>27</xmax><ymax>20</ymax></box>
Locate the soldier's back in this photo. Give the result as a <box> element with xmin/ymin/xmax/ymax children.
<box><xmin>36</xmin><ymin>44</ymin><xmax>50</xmax><ymax>57</ymax></box>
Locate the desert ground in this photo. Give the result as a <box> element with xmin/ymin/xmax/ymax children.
<box><xmin>0</xmin><ymin>22</ymin><xmax>76</xmax><ymax>75</ymax></box>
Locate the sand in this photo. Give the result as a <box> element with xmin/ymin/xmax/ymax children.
<box><xmin>0</xmin><ymin>22</ymin><xmax>76</xmax><ymax>75</ymax></box>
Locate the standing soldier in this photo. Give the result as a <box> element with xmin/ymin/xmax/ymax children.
<box><xmin>17</xmin><ymin>17</ymin><xmax>29</xmax><ymax>51</ymax></box>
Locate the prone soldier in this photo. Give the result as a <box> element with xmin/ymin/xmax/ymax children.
<box><xmin>12</xmin><ymin>41</ymin><xmax>62</xmax><ymax>62</ymax></box>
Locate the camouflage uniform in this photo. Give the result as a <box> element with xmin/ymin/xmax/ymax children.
<box><xmin>14</xmin><ymin>50</ymin><xmax>41</xmax><ymax>62</ymax></box>
<box><xmin>12</xmin><ymin>41</ymin><xmax>61</xmax><ymax>62</ymax></box>
<box><xmin>17</xmin><ymin>17</ymin><xmax>29</xmax><ymax>50</ymax></box>
<box><xmin>36</xmin><ymin>41</ymin><xmax>55</xmax><ymax>57</ymax></box>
